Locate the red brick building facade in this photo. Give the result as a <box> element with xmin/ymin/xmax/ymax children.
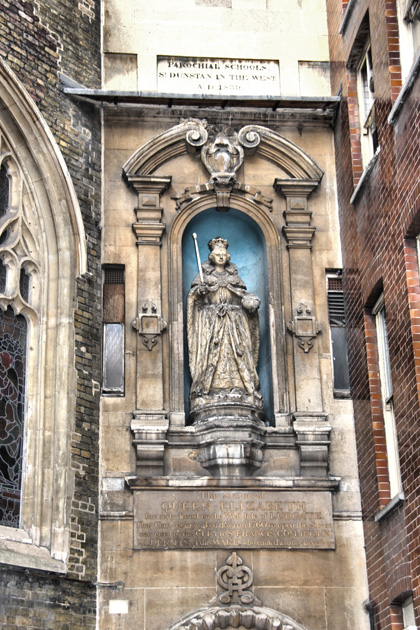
<box><xmin>327</xmin><ymin>0</ymin><xmax>420</xmax><ymax>628</ymax></box>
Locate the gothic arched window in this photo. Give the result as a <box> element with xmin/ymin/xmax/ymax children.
<box><xmin>0</xmin><ymin>149</ymin><xmax>39</xmax><ymax>528</ymax></box>
<box><xmin>0</xmin><ymin>57</ymin><xmax>87</xmax><ymax>571</ymax></box>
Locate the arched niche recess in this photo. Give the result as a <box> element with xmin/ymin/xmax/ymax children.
<box><xmin>0</xmin><ymin>58</ymin><xmax>86</xmax><ymax>569</ymax></box>
<box><xmin>169</xmin><ymin>194</ymin><xmax>283</xmax><ymax>423</ymax></box>
<box><xmin>167</xmin><ymin>605</ymin><xmax>309</xmax><ymax>630</ymax></box>
<box><xmin>181</xmin><ymin>208</ymin><xmax>272</xmax><ymax>421</ymax></box>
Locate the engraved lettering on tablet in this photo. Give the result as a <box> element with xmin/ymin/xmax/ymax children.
<box><xmin>133</xmin><ymin>490</ymin><xmax>335</xmax><ymax>550</ymax></box>
<box><xmin>157</xmin><ymin>56</ymin><xmax>280</xmax><ymax>96</ymax></box>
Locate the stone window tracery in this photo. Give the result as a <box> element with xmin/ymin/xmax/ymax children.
<box><xmin>0</xmin><ymin>138</ymin><xmax>40</xmax><ymax>528</ymax></box>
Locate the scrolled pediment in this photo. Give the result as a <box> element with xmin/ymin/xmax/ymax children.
<box><xmin>122</xmin><ymin>119</ymin><xmax>323</xmax><ymax>183</ymax></box>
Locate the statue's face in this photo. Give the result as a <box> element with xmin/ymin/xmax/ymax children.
<box><xmin>213</xmin><ymin>247</ymin><xmax>228</xmax><ymax>267</ymax></box>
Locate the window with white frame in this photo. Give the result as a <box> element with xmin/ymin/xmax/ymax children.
<box><xmin>402</xmin><ymin>595</ymin><xmax>417</xmax><ymax>630</ymax></box>
<box><xmin>397</xmin><ymin>0</ymin><xmax>420</xmax><ymax>82</ymax></box>
<box><xmin>357</xmin><ymin>42</ymin><xmax>379</xmax><ymax>167</ymax></box>
<box><xmin>373</xmin><ymin>294</ymin><xmax>402</xmax><ymax>499</ymax></box>
<box><xmin>417</xmin><ymin>233</ymin><xmax>420</xmax><ymax>275</ymax></box>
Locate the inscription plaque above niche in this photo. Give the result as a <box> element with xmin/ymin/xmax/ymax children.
<box><xmin>157</xmin><ymin>56</ymin><xmax>280</xmax><ymax>96</ymax></box>
<box><xmin>133</xmin><ymin>489</ymin><xmax>335</xmax><ymax>550</ymax></box>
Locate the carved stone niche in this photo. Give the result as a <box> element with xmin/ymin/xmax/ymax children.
<box><xmin>122</xmin><ymin>120</ymin><xmax>333</xmax><ymax>481</ymax></box>
<box><xmin>167</xmin><ymin>553</ymin><xmax>310</xmax><ymax>630</ymax></box>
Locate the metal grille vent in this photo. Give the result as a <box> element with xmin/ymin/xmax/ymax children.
<box><xmin>328</xmin><ymin>276</ymin><xmax>343</xmax><ymax>291</ymax></box>
<box><xmin>104</xmin><ymin>267</ymin><xmax>124</xmax><ymax>284</ymax></box>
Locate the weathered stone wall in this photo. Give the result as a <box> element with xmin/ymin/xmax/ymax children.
<box><xmin>326</xmin><ymin>0</ymin><xmax>420</xmax><ymax>627</ymax></box>
<box><xmin>0</xmin><ymin>566</ymin><xmax>96</xmax><ymax>630</ymax></box>
<box><xmin>0</xmin><ymin>0</ymin><xmax>101</xmax><ymax>626</ymax></box>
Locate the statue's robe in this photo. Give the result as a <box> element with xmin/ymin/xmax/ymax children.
<box><xmin>187</xmin><ymin>261</ymin><xmax>260</xmax><ymax>399</ymax></box>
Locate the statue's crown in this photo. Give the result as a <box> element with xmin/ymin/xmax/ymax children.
<box><xmin>208</xmin><ymin>237</ymin><xmax>229</xmax><ymax>251</ymax></box>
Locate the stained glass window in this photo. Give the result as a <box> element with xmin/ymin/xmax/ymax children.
<box><xmin>0</xmin><ymin>163</ymin><xmax>9</xmax><ymax>218</ymax></box>
<box><xmin>0</xmin><ymin>259</ymin><xmax>6</xmax><ymax>294</ymax></box>
<box><xmin>19</xmin><ymin>268</ymin><xmax>30</xmax><ymax>302</ymax></box>
<box><xmin>0</xmin><ymin>306</ymin><xmax>27</xmax><ymax>527</ymax></box>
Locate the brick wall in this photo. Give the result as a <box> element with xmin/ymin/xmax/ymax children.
<box><xmin>0</xmin><ymin>566</ymin><xmax>96</xmax><ymax>630</ymax></box>
<box><xmin>327</xmin><ymin>0</ymin><xmax>420</xmax><ymax>628</ymax></box>
<box><xmin>0</xmin><ymin>0</ymin><xmax>102</xmax><ymax>625</ymax></box>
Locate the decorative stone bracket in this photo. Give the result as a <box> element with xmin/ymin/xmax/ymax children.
<box><xmin>131</xmin><ymin>411</ymin><xmax>169</xmax><ymax>476</ymax></box>
<box><xmin>293</xmin><ymin>413</ymin><xmax>331</xmax><ymax>478</ymax></box>
<box><xmin>287</xmin><ymin>303</ymin><xmax>321</xmax><ymax>353</ymax></box>
<box><xmin>127</xmin><ymin>175</ymin><xmax>171</xmax><ymax>246</ymax></box>
<box><xmin>132</xmin><ymin>300</ymin><xmax>167</xmax><ymax>351</ymax></box>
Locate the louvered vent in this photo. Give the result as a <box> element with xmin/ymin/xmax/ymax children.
<box><xmin>327</xmin><ymin>276</ymin><xmax>345</xmax><ymax>326</ymax></box>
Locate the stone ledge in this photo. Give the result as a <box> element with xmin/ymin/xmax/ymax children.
<box><xmin>388</xmin><ymin>50</ymin><xmax>420</xmax><ymax>125</ymax></box>
<box><xmin>374</xmin><ymin>492</ymin><xmax>405</xmax><ymax>522</ymax></box>
<box><xmin>339</xmin><ymin>0</ymin><xmax>358</xmax><ymax>35</ymax></box>
<box><xmin>0</xmin><ymin>532</ymin><xmax>66</xmax><ymax>574</ymax></box>
<box><xmin>125</xmin><ymin>475</ymin><xmax>341</xmax><ymax>491</ymax></box>
<box><xmin>350</xmin><ymin>146</ymin><xmax>381</xmax><ymax>206</ymax></box>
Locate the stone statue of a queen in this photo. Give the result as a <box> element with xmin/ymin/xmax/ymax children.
<box><xmin>187</xmin><ymin>237</ymin><xmax>264</xmax><ymax>423</ymax></box>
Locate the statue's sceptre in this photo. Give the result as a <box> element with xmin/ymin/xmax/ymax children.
<box><xmin>192</xmin><ymin>233</ymin><xmax>204</xmax><ymax>283</ymax></box>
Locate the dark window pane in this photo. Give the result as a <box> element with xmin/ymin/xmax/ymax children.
<box><xmin>0</xmin><ymin>163</ymin><xmax>9</xmax><ymax>218</ymax></box>
<box><xmin>19</xmin><ymin>268</ymin><xmax>30</xmax><ymax>302</ymax></box>
<box><xmin>0</xmin><ymin>227</ymin><xmax>9</xmax><ymax>246</ymax></box>
<box><xmin>331</xmin><ymin>326</ymin><xmax>350</xmax><ymax>391</ymax></box>
<box><xmin>0</xmin><ymin>260</ymin><xmax>6</xmax><ymax>293</ymax></box>
<box><xmin>0</xmin><ymin>306</ymin><xmax>27</xmax><ymax>527</ymax></box>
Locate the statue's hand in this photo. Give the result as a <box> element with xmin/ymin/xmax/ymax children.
<box><xmin>198</xmin><ymin>283</ymin><xmax>209</xmax><ymax>295</ymax></box>
<box><xmin>241</xmin><ymin>294</ymin><xmax>260</xmax><ymax>313</ymax></box>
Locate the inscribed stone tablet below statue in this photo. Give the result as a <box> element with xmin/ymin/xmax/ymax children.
<box><xmin>133</xmin><ymin>490</ymin><xmax>335</xmax><ymax>550</ymax></box>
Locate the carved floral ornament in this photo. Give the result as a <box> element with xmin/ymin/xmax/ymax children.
<box><xmin>167</xmin><ymin>552</ymin><xmax>309</xmax><ymax>630</ymax></box>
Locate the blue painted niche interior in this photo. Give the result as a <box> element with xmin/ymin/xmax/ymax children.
<box><xmin>182</xmin><ymin>207</ymin><xmax>273</xmax><ymax>424</ymax></box>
